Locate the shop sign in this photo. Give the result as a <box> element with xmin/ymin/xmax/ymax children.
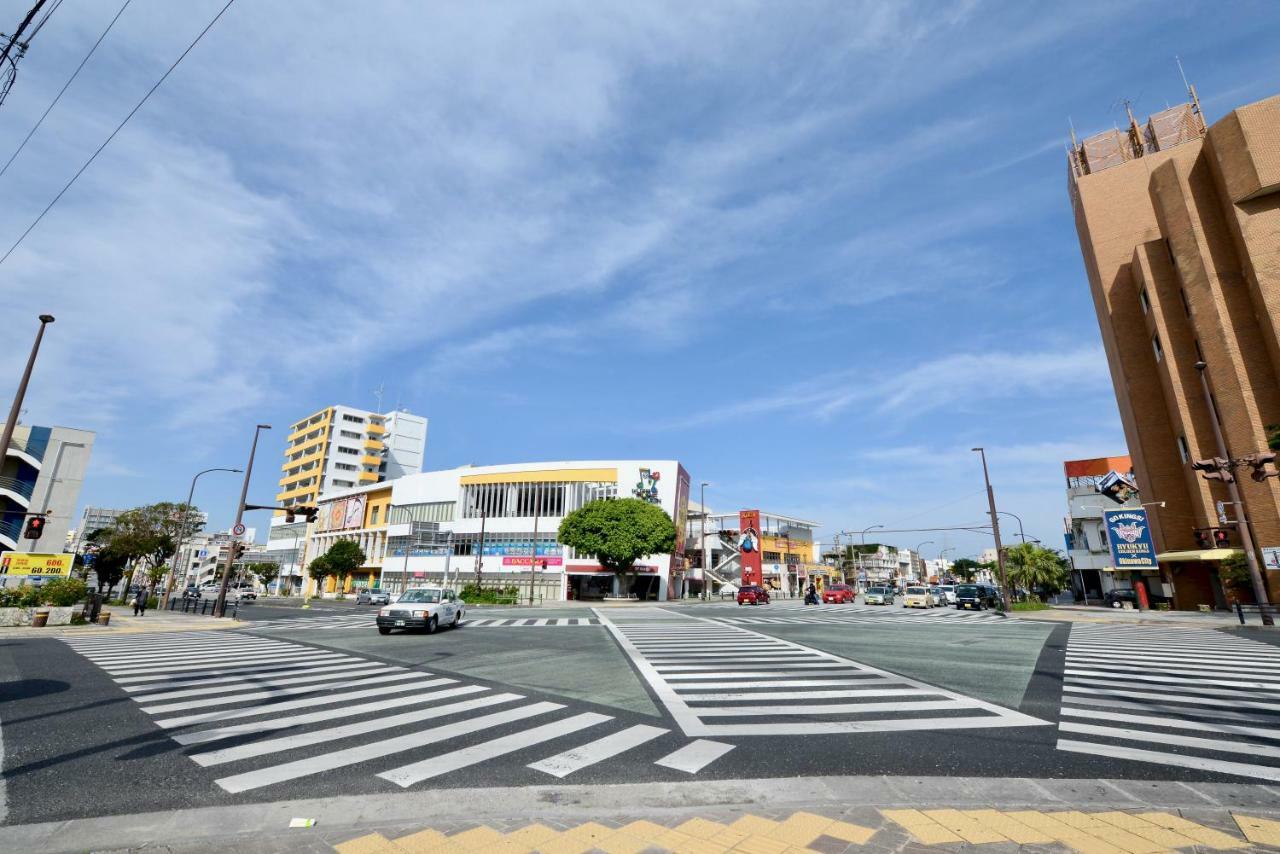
<box><xmin>739</xmin><ymin>510</ymin><xmax>763</xmax><ymax>587</ymax></box>
<box><xmin>0</xmin><ymin>552</ymin><xmax>73</xmax><ymax>578</ymax></box>
<box><xmin>1104</xmin><ymin>509</ymin><xmax>1158</xmax><ymax>570</ymax></box>
<box><xmin>566</xmin><ymin>564</ymin><xmax>658</xmax><ymax>575</ymax></box>
<box><xmin>502</xmin><ymin>557</ymin><xmax>564</xmax><ymax>567</ymax></box>
<box><xmin>1263</xmin><ymin>547</ymin><xmax>1280</xmax><ymax>571</ymax></box>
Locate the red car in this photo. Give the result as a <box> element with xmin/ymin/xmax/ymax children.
<box><xmin>736</xmin><ymin>585</ymin><xmax>771</xmax><ymax>605</ymax></box>
<box><xmin>822</xmin><ymin>583</ymin><xmax>855</xmax><ymax>604</ymax></box>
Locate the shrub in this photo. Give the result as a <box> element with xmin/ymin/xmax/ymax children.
<box><xmin>38</xmin><ymin>578</ymin><xmax>88</xmax><ymax>607</ymax></box>
<box><xmin>1010</xmin><ymin>599</ymin><xmax>1051</xmax><ymax>611</ymax></box>
<box><xmin>460</xmin><ymin>583</ymin><xmax>520</xmax><ymax>604</ymax></box>
<box><xmin>0</xmin><ymin>585</ymin><xmax>24</xmax><ymax>607</ymax></box>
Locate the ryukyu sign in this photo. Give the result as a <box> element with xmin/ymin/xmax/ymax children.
<box><xmin>1103</xmin><ymin>509</ymin><xmax>1158</xmax><ymax>570</ymax></box>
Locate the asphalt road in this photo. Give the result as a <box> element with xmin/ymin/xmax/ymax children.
<box><xmin>3</xmin><ymin>600</ymin><xmax>1278</xmax><ymax>825</ymax></box>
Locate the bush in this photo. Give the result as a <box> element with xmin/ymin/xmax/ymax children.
<box><xmin>37</xmin><ymin>578</ymin><xmax>88</xmax><ymax>607</ymax></box>
<box><xmin>1011</xmin><ymin>599</ymin><xmax>1051</xmax><ymax>611</ymax></box>
<box><xmin>0</xmin><ymin>585</ymin><xmax>24</xmax><ymax>607</ymax></box>
<box><xmin>460</xmin><ymin>583</ymin><xmax>521</xmax><ymax>604</ymax></box>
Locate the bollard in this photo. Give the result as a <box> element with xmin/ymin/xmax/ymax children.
<box><xmin>1236</xmin><ymin>602</ymin><xmax>1245</xmax><ymax>625</ymax></box>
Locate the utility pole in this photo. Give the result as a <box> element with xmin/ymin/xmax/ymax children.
<box><xmin>1</xmin><ymin>314</ymin><xmax>53</xmax><ymax>469</ymax></box>
<box><xmin>699</xmin><ymin>482</ymin><xmax>709</xmax><ymax>600</ymax></box>
<box><xmin>526</xmin><ymin>493</ymin><xmax>540</xmax><ymax>607</ymax></box>
<box><xmin>214</xmin><ymin>424</ymin><xmax>271</xmax><ymax>618</ymax></box>
<box><xmin>973</xmin><ymin>447</ymin><xmax>1009</xmax><ymax>610</ymax></box>
<box><xmin>474</xmin><ymin>508</ymin><xmax>486</xmax><ymax>589</ymax></box>
<box><xmin>1194</xmin><ymin>361</ymin><xmax>1273</xmax><ymax>625</ymax></box>
<box><xmin>161</xmin><ymin>467</ymin><xmax>239</xmax><ymax>608</ymax></box>
<box><xmin>0</xmin><ymin>0</ymin><xmax>48</xmax><ymax>107</ymax></box>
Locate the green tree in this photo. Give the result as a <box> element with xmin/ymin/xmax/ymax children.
<box><xmin>246</xmin><ymin>561</ymin><xmax>281</xmax><ymax>591</ymax></box>
<box><xmin>1004</xmin><ymin>543</ymin><xmax>1070</xmax><ymax>601</ymax></box>
<box><xmin>101</xmin><ymin>503</ymin><xmax>203</xmax><ymax>590</ymax></box>
<box><xmin>307</xmin><ymin>555</ymin><xmax>334</xmax><ymax>594</ymax></box>
<box><xmin>1218</xmin><ymin>552</ymin><xmax>1251</xmax><ymax>594</ymax></box>
<box><xmin>558</xmin><ymin>498</ymin><xmax>676</xmax><ymax>599</ymax></box>
<box><xmin>949</xmin><ymin>558</ymin><xmax>980</xmax><ymax>581</ymax></box>
<box><xmin>316</xmin><ymin>540</ymin><xmax>366</xmax><ymax>592</ymax></box>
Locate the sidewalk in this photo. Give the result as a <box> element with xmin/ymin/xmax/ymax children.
<box><xmin>1013</xmin><ymin>604</ymin><xmax>1255</xmax><ymax>628</ymax></box>
<box><xmin>0</xmin><ymin>610</ymin><xmax>242</xmax><ymax>638</ymax></box>
<box><xmin>6</xmin><ymin>775</ymin><xmax>1279</xmax><ymax>853</ymax></box>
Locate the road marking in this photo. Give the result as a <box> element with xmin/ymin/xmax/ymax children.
<box><xmin>191</xmin><ymin>693</ymin><xmax>525</xmax><ymax>766</ymax></box>
<box><xmin>128</xmin><ymin>662</ymin><xmax>387</xmax><ymax>700</ymax></box>
<box><xmin>528</xmin><ymin>724</ymin><xmax>669</xmax><ymax>778</ymax></box>
<box><xmin>172</xmin><ymin>682</ymin><xmax>474</xmax><ymax>745</ymax></box>
<box><xmin>142</xmin><ymin>670</ymin><xmax>427</xmax><ymax>715</ymax></box>
<box><xmin>114</xmin><ymin>655</ymin><xmax>354</xmax><ymax>684</ymax></box>
<box><xmin>379</xmin><ymin>712</ymin><xmax>612</xmax><ymax>787</ymax></box>
<box><xmin>1059</xmin><ymin>706</ymin><xmax>1280</xmax><ymax>739</ymax></box>
<box><xmin>1060</xmin><ymin>721</ymin><xmax>1280</xmax><ymax>759</ymax></box>
<box><xmin>654</xmin><ymin>739</ymin><xmax>735</xmax><ymax>773</ymax></box>
<box><xmin>215</xmin><ymin>701</ymin><xmax>564</xmax><ymax>793</ymax></box>
<box><xmin>105</xmin><ymin>650</ymin><xmax>333</xmax><ymax>676</ymax></box>
<box><xmin>1058</xmin><ymin>739</ymin><xmax>1280</xmax><ymax>783</ymax></box>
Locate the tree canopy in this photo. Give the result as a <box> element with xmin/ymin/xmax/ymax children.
<box><xmin>949</xmin><ymin>558</ymin><xmax>980</xmax><ymax>581</ymax></box>
<box><xmin>247</xmin><ymin>561</ymin><xmax>281</xmax><ymax>588</ymax></box>
<box><xmin>558</xmin><ymin>498</ymin><xmax>676</xmax><ymax>597</ymax></box>
<box><xmin>1003</xmin><ymin>543</ymin><xmax>1070</xmax><ymax>600</ymax></box>
<box><xmin>323</xmin><ymin>540</ymin><xmax>366</xmax><ymax>579</ymax></box>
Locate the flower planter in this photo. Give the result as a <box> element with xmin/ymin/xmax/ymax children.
<box><xmin>95</xmin><ymin>611</ymin><xmax>111</xmax><ymax>626</ymax></box>
<box><xmin>31</xmin><ymin>609</ymin><xmax>50</xmax><ymax>628</ymax></box>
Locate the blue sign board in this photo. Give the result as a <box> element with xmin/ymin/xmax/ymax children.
<box><xmin>1103</xmin><ymin>508</ymin><xmax>1158</xmax><ymax>571</ymax></box>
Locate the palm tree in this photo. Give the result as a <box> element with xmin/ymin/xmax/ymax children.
<box><xmin>1004</xmin><ymin>543</ymin><xmax>1070</xmax><ymax>602</ymax></box>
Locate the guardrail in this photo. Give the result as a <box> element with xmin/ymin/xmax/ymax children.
<box><xmin>0</xmin><ymin>475</ymin><xmax>35</xmax><ymax>500</ymax></box>
<box><xmin>1234</xmin><ymin>602</ymin><xmax>1278</xmax><ymax>626</ymax></box>
<box><xmin>168</xmin><ymin>596</ymin><xmax>240</xmax><ymax>618</ymax></box>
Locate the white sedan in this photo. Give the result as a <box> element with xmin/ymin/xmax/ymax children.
<box><xmin>376</xmin><ymin>587</ymin><xmax>465</xmax><ymax>635</ymax></box>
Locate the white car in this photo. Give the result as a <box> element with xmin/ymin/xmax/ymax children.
<box><xmin>376</xmin><ymin>587</ymin><xmax>465</xmax><ymax>635</ymax></box>
<box><xmin>936</xmin><ymin>584</ymin><xmax>957</xmax><ymax>605</ymax></box>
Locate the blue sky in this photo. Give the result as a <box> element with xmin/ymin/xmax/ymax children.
<box><xmin>1</xmin><ymin>1</ymin><xmax>1277</xmax><ymax>557</ymax></box>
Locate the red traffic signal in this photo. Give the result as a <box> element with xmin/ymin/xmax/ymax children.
<box><xmin>1213</xmin><ymin>529</ymin><xmax>1230</xmax><ymax>548</ymax></box>
<box><xmin>1194</xmin><ymin>529</ymin><xmax>1211</xmax><ymax>549</ymax></box>
<box><xmin>22</xmin><ymin>515</ymin><xmax>46</xmax><ymax>539</ymax></box>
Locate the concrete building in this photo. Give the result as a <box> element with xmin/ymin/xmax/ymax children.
<box><xmin>276</xmin><ymin>405</ymin><xmax>427</xmax><ymax>508</ymax></box>
<box><xmin>304</xmin><ymin>480</ymin><xmax>393</xmax><ymax>595</ymax></box>
<box><xmin>1070</xmin><ymin>89</ymin><xmax>1280</xmax><ymax>608</ymax></box>
<box><xmin>0</xmin><ymin>424</ymin><xmax>94</xmax><ymax>555</ymax></box>
<box><xmin>684</xmin><ymin>508</ymin><xmax>822</xmax><ymax>597</ymax></box>
<box><xmin>335</xmin><ymin>460</ymin><xmax>693</xmax><ymax>602</ymax></box>
<box><xmin>1063</xmin><ymin>456</ymin><xmax>1145</xmax><ymax>603</ymax></box>
<box><xmin>176</xmin><ymin>529</ymin><xmax>272</xmax><ymax>588</ymax></box>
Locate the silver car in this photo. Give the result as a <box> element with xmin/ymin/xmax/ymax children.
<box><xmin>356</xmin><ymin>589</ymin><xmax>390</xmax><ymax>605</ymax></box>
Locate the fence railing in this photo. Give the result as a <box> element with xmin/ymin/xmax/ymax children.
<box><xmin>167</xmin><ymin>596</ymin><xmax>240</xmax><ymax>618</ymax></box>
<box><xmin>1234</xmin><ymin>602</ymin><xmax>1278</xmax><ymax>626</ymax></box>
<box><xmin>0</xmin><ymin>475</ymin><xmax>35</xmax><ymax>500</ymax></box>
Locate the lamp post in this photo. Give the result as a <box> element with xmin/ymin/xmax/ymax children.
<box><xmin>998</xmin><ymin>511</ymin><xmax>1026</xmax><ymax>544</ymax></box>
<box><xmin>0</xmin><ymin>314</ymin><xmax>54</xmax><ymax>468</ymax></box>
<box><xmin>939</xmin><ymin>546</ymin><xmax>955</xmax><ymax>582</ymax></box>
<box><xmin>1194</xmin><ymin>361</ymin><xmax>1272</xmax><ymax>624</ymax></box>
<box><xmin>214</xmin><ymin>424</ymin><xmax>271</xmax><ymax>618</ymax></box>
<box><xmin>972</xmin><ymin>447</ymin><xmax>1009</xmax><ymax>610</ymax></box>
<box><xmin>162</xmin><ymin>467</ymin><xmax>241</xmax><ymax>608</ymax></box>
<box><xmin>699</xmin><ymin>482</ymin><xmax>710</xmax><ymax>600</ymax></box>
<box><xmin>915</xmin><ymin>541</ymin><xmax>934</xmax><ymax>582</ymax></box>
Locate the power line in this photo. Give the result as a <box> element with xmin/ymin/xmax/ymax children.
<box><xmin>0</xmin><ymin>0</ymin><xmax>236</xmax><ymax>270</ymax></box>
<box><xmin>0</xmin><ymin>0</ymin><xmax>132</xmax><ymax>180</ymax></box>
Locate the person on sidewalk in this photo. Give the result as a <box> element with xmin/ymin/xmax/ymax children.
<box><xmin>133</xmin><ymin>588</ymin><xmax>148</xmax><ymax>617</ymax></box>
<box><xmin>805</xmin><ymin>581</ymin><xmax>818</xmax><ymax>606</ymax></box>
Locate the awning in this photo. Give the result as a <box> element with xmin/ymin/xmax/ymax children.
<box><xmin>1155</xmin><ymin>548</ymin><xmax>1242</xmax><ymax>562</ymax></box>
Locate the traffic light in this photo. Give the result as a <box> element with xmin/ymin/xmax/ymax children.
<box><xmin>22</xmin><ymin>514</ymin><xmax>46</xmax><ymax>539</ymax></box>
<box><xmin>1213</xmin><ymin>529</ymin><xmax>1231</xmax><ymax>548</ymax></box>
<box><xmin>1194</xmin><ymin>529</ymin><xmax>1212</xmax><ymax>549</ymax></box>
<box><xmin>285</xmin><ymin>505</ymin><xmax>320</xmax><ymax>523</ymax></box>
<box><xmin>231</xmin><ymin>542</ymin><xmax>247</xmax><ymax>561</ymax></box>
<box><xmin>1192</xmin><ymin>458</ymin><xmax>1234</xmax><ymax>482</ymax></box>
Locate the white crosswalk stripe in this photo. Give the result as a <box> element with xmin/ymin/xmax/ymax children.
<box><xmin>1055</xmin><ymin>624</ymin><xmax>1280</xmax><ymax>782</ymax></box>
<box><xmin>61</xmin><ymin>631</ymin><xmax>728</xmax><ymax>792</ymax></box>
<box><xmin>595</xmin><ymin>607</ymin><xmax>1047</xmax><ymax>737</ymax></box>
<box><xmin>239</xmin><ymin>614</ymin><xmax>599</xmax><ymax>632</ymax></box>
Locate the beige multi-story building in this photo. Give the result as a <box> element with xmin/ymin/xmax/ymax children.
<box><xmin>1070</xmin><ymin>90</ymin><xmax>1280</xmax><ymax>609</ymax></box>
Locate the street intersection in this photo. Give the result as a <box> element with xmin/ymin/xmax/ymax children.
<box><xmin>2</xmin><ymin>600</ymin><xmax>1279</xmax><ymax>847</ymax></box>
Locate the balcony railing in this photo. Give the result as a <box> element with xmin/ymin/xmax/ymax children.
<box><xmin>0</xmin><ymin>517</ymin><xmax>20</xmax><ymax>542</ymax></box>
<box><xmin>0</xmin><ymin>475</ymin><xmax>35</xmax><ymax>500</ymax></box>
<box><xmin>7</xmin><ymin>435</ymin><xmax>48</xmax><ymax>462</ymax></box>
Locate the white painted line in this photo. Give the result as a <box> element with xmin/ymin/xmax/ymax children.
<box><xmin>528</xmin><ymin>724</ymin><xmax>669</xmax><ymax>778</ymax></box>
<box><xmin>1065</xmin><ymin>668</ymin><xmax>1280</xmax><ymax>693</ymax></box>
<box><xmin>1056</xmin><ymin>738</ymin><xmax>1280</xmax><ymax>783</ymax></box>
<box><xmin>122</xmin><ymin>659</ymin><xmax>367</xmax><ymax>692</ymax></box>
<box><xmin>1062</xmin><ymin>695</ymin><xmax>1280</xmax><ymax>725</ymax></box>
<box><xmin>154</xmin><ymin>676</ymin><xmax>450</xmax><ymax>728</ymax></box>
<box><xmin>115</xmin><ymin>655</ymin><xmax>354</xmax><ymax>684</ymax></box>
<box><xmin>669</xmin><ymin>678</ymin><xmax>892</xmax><ymax>689</ymax></box>
<box><xmin>664</xmin><ymin>670</ymin><xmax>865</xmax><ymax>680</ymax></box>
<box><xmin>1059</xmin><ymin>721</ymin><xmax>1280</xmax><ymax>758</ymax></box>
<box><xmin>677</xmin><ymin>688</ymin><xmax>928</xmax><ymax>701</ymax></box>
<box><xmin>80</xmin><ymin>643</ymin><xmax>294</xmax><ymax>664</ymax></box>
<box><xmin>141</xmin><ymin>671</ymin><xmax>426</xmax><ymax>714</ymax></box>
<box><xmin>695</xmin><ymin>700</ymin><xmax>973</xmax><ymax>716</ymax></box>
<box><xmin>172</xmin><ymin>682</ymin><xmax>473</xmax><ymax>745</ymax></box>
<box><xmin>654</xmin><ymin>739</ymin><xmax>734</xmax><ymax>773</ymax></box>
<box><xmin>192</xmin><ymin>693</ymin><xmax>524</xmax><ymax>766</ymax></box>
<box><xmin>1064</xmin><ymin>654</ymin><xmax>1280</xmax><ymax>676</ymax></box>
<box><xmin>1057</xmin><ymin>707</ymin><xmax>1280</xmax><ymax>740</ymax></box>
<box><xmin>129</xmin><ymin>663</ymin><xmax>398</xmax><ymax>701</ymax></box>
<box><xmin>105</xmin><ymin>651</ymin><xmax>329</xmax><ymax>676</ymax></box>
<box><xmin>380</xmin><ymin>712</ymin><xmax>612</xmax><ymax>787</ymax></box>
<box><xmin>215</xmin><ymin>702</ymin><xmax>564</xmax><ymax>793</ymax></box>
<box><xmin>1063</xmin><ymin>683</ymin><xmax>1280</xmax><ymax>712</ymax></box>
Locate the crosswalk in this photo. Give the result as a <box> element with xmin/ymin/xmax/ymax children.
<box><xmin>596</xmin><ymin>607</ymin><xmax>1049</xmax><ymax>737</ymax></box>
<box><xmin>61</xmin><ymin>631</ymin><xmax>729</xmax><ymax>793</ymax></box>
<box><xmin>1055</xmin><ymin>624</ymin><xmax>1280</xmax><ymax>782</ymax></box>
<box><xmin>682</xmin><ymin>601</ymin><xmax>1017</xmax><ymax>627</ymax></box>
<box><xmin>240</xmin><ymin>614</ymin><xmax>598</xmax><ymax>632</ymax></box>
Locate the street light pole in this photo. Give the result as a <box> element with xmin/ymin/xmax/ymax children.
<box><xmin>699</xmin><ymin>482</ymin><xmax>709</xmax><ymax>600</ymax></box>
<box><xmin>162</xmin><ymin>467</ymin><xmax>240</xmax><ymax>608</ymax></box>
<box><xmin>998</xmin><ymin>511</ymin><xmax>1026</xmax><ymax>544</ymax></box>
<box><xmin>1194</xmin><ymin>361</ymin><xmax>1273</xmax><ymax>624</ymax></box>
<box><xmin>973</xmin><ymin>447</ymin><xmax>1009</xmax><ymax>609</ymax></box>
<box><xmin>915</xmin><ymin>541</ymin><xmax>934</xmax><ymax>582</ymax></box>
<box><xmin>0</xmin><ymin>314</ymin><xmax>54</xmax><ymax>467</ymax></box>
<box><xmin>214</xmin><ymin>425</ymin><xmax>271</xmax><ymax>618</ymax></box>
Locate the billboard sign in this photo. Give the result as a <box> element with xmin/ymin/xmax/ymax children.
<box><xmin>343</xmin><ymin>494</ymin><xmax>366</xmax><ymax>529</ymax></box>
<box><xmin>739</xmin><ymin>509</ymin><xmax>763</xmax><ymax>587</ymax></box>
<box><xmin>0</xmin><ymin>552</ymin><xmax>73</xmax><ymax>579</ymax></box>
<box><xmin>1103</xmin><ymin>509</ymin><xmax>1158</xmax><ymax>571</ymax></box>
<box><xmin>672</xmin><ymin>465</ymin><xmax>690</xmax><ymax>556</ymax></box>
<box><xmin>1099</xmin><ymin>470</ymin><xmax>1139</xmax><ymax>504</ymax></box>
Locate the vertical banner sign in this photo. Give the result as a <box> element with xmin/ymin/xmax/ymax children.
<box><xmin>1103</xmin><ymin>508</ymin><xmax>1158</xmax><ymax>571</ymax></box>
<box><xmin>739</xmin><ymin>509</ymin><xmax>763</xmax><ymax>587</ymax></box>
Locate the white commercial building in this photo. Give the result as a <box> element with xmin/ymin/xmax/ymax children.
<box><xmin>1063</xmin><ymin>456</ymin><xmax>1144</xmax><ymax>604</ymax></box>
<box><xmin>380</xmin><ymin>460</ymin><xmax>690</xmax><ymax>601</ymax></box>
<box><xmin>1</xmin><ymin>424</ymin><xmax>94</xmax><ymax>557</ymax></box>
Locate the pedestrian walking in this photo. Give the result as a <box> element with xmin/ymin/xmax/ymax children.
<box><xmin>133</xmin><ymin>587</ymin><xmax>148</xmax><ymax>617</ymax></box>
<box><xmin>805</xmin><ymin>581</ymin><xmax>818</xmax><ymax>606</ymax></box>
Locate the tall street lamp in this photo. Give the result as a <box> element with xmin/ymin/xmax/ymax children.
<box><xmin>1194</xmin><ymin>361</ymin><xmax>1272</xmax><ymax>624</ymax></box>
<box><xmin>972</xmin><ymin>447</ymin><xmax>1009</xmax><ymax>610</ymax></box>
<box><xmin>0</xmin><ymin>314</ymin><xmax>54</xmax><ymax>468</ymax></box>
<box><xmin>998</xmin><ymin>511</ymin><xmax>1026</xmax><ymax>544</ymax></box>
<box><xmin>162</xmin><ymin>467</ymin><xmax>241</xmax><ymax>608</ymax></box>
<box><xmin>700</xmin><ymin>481</ymin><xmax>710</xmax><ymax>600</ymax></box>
<box><xmin>915</xmin><ymin>541</ymin><xmax>934</xmax><ymax>582</ymax></box>
<box><xmin>214</xmin><ymin>424</ymin><xmax>271</xmax><ymax>618</ymax></box>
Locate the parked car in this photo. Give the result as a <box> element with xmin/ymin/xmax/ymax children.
<box><xmin>736</xmin><ymin>585</ymin><xmax>771</xmax><ymax>606</ymax></box>
<box><xmin>356</xmin><ymin>589</ymin><xmax>390</xmax><ymax>605</ymax></box>
<box><xmin>863</xmin><ymin>586</ymin><xmax>893</xmax><ymax>605</ymax></box>
<box><xmin>181</xmin><ymin>584</ymin><xmax>201</xmax><ymax>600</ymax></box>
<box><xmin>376</xmin><ymin>587</ymin><xmax>465</xmax><ymax>634</ymax></box>
<box><xmin>903</xmin><ymin>585</ymin><xmax>935</xmax><ymax>608</ymax></box>
<box><xmin>928</xmin><ymin>586</ymin><xmax>947</xmax><ymax>607</ymax></box>
<box><xmin>1103</xmin><ymin>588</ymin><xmax>1140</xmax><ymax>609</ymax></box>
<box><xmin>821</xmin><ymin>583</ymin><xmax>855</xmax><ymax>604</ymax></box>
<box><xmin>936</xmin><ymin>584</ymin><xmax>957</xmax><ymax>605</ymax></box>
<box><xmin>955</xmin><ymin>583</ymin><xmax>1001</xmax><ymax>611</ymax></box>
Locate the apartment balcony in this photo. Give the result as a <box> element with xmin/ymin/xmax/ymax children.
<box><xmin>6</xmin><ymin>435</ymin><xmax>47</xmax><ymax>466</ymax></box>
<box><xmin>281</xmin><ymin>446</ymin><xmax>325</xmax><ymax>472</ymax></box>
<box><xmin>366</xmin><ymin>422</ymin><xmax>386</xmax><ymax>435</ymax></box>
<box><xmin>0</xmin><ymin>475</ymin><xmax>35</xmax><ymax>504</ymax></box>
<box><xmin>0</xmin><ymin>516</ymin><xmax>19</xmax><ymax>548</ymax></box>
<box><xmin>358</xmin><ymin>471</ymin><xmax>380</xmax><ymax>483</ymax></box>
<box><xmin>363</xmin><ymin>437</ymin><xmax>384</xmax><ymax>451</ymax></box>
<box><xmin>361</xmin><ymin>454</ymin><xmax>382</xmax><ymax>467</ymax></box>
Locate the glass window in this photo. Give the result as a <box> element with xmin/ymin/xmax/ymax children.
<box><xmin>1178</xmin><ymin>435</ymin><xmax>1190</xmax><ymax>464</ymax></box>
<box><xmin>1139</xmin><ymin>288</ymin><xmax>1150</xmax><ymax>314</ymax></box>
<box><xmin>1152</xmin><ymin>334</ymin><xmax>1163</xmax><ymax>362</ymax></box>
<box><xmin>371</xmin><ymin>506</ymin><xmax>380</xmax><ymax>525</ymax></box>
<box><xmin>399</xmin><ymin>588</ymin><xmax>441</xmax><ymax>603</ymax></box>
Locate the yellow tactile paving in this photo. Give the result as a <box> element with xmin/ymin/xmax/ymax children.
<box><xmin>334</xmin><ymin>833</ymin><xmax>404</xmax><ymax>854</ymax></box>
<box><xmin>677</xmin><ymin>817</ymin><xmax>747</xmax><ymax>847</ymax></box>
<box><xmin>728</xmin><ymin>815</ymin><xmax>780</xmax><ymax>836</ymax></box>
<box><xmin>880</xmin><ymin>808</ymin><xmax>965</xmax><ymax>844</ymax></box>
<box><xmin>964</xmin><ymin>808</ymin><xmax>1056</xmax><ymax>845</ymax></box>
<box><xmin>822</xmin><ymin>818</ymin><xmax>877</xmax><ymax>845</ymax></box>
<box><xmin>1090</xmin><ymin>811</ymin><xmax>1204</xmax><ymax>849</ymax></box>
<box><xmin>387</xmin><ymin>828</ymin><xmax>448</xmax><ymax>853</ymax></box>
<box><xmin>1138</xmin><ymin>812</ymin><xmax>1248</xmax><ymax>849</ymax></box>
<box><xmin>1234</xmin><ymin>813</ymin><xmax>1280</xmax><ymax>848</ymax></box>
<box><xmin>727</xmin><ymin>834</ymin><xmax>790</xmax><ymax>854</ymax></box>
<box><xmin>922</xmin><ymin>808</ymin><xmax>1009</xmax><ymax>844</ymax></box>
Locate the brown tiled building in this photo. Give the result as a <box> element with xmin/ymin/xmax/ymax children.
<box><xmin>1069</xmin><ymin>91</ymin><xmax>1280</xmax><ymax>610</ymax></box>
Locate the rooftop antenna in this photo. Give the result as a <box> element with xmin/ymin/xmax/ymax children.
<box><xmin>1123</xmin><ymin>98</ymin><xmax>1145</xmax><ymax>157</ymax></box>
<box><xmin>1176</xmin><ymin>56</ymin><xmax>1205</xmax><ymax>131</ymax></box>
<box><xmin>372</xmin><ymin>382</ymin><xmax>385</xmax><ymax>412</ymax></box>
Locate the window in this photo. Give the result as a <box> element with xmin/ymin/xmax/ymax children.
<box><xmin>342</xmin><ymin>414</ymin><xmax>365</xmax><ymax>424</ymax></box>
<box><xmin>335</xmin><ymin>462</ymin><xmax>357</xmax><ymax>472</ymax></box>
<box><xmin>1139</xmin><ymin>288</ymin><xmax>1150</xmax><ymax>314</ymax></box>
<box><xmin>1152</xmin><ymin>334</ymin><xmax>1163</xmax><ymax>362</ymax></box>
<box><xmin>338</xmin><ymin>446</ymin><xmax>360</xmax><ymax>455</ymax></box>
<box><xmin>389</xmin><ymin>502</ymin><xmax>456</xmax><ymax>524</ymax></box>
<box><xmin>1177</xmin><ymin>435</ymin><xmax>1190</xmax><ymax>464</ymax></box>
<box><xmin>333</xmin><ymin>479</ymin><xmax>354</xmax><ymax>488</ymax></box>
<box><xmin>340</xmin><ymin>430</ymin><xmax>361</xmax><ymax>439</ymax></box>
